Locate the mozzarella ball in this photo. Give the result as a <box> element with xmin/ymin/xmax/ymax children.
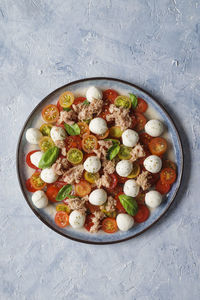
<box><xmin>122</xmin><ymin>129</ymin><xmax>139</xmax><ymax>147</ymax></box>
<box><xmin>50</xmin><ymin>126</ymin><xmax>67</xmax><ymax>142</ymax></box>
<box><xmin>40</xmin><ymin>167</ymin><xmax>58</xmax><ymax>183</ymax></box>
<box><xmin>30</xmin><ymin>151</ymin><xmax>43</xmax><ymax>168</ymax></box>
<box><xmin>86</xmin><ymin>86</ymin><xmax>103</xmax><ymax>103</ymax></box>
<box><xmin>69</xmin><ymin>210</ymin><xmax>86</xmax><ymax>229</ymax></box>
<box><xmin>145</xmin><ymin>119</ymin><xmax>164</xmax><ymax>137</ymax></box>
<box><xmin>84</xmin><ymin>156</ymin><xmax>101</xmax><ymax>173</ymax></box>
<box><xmin>32</xmin><ymin>191</ymin><xmax>48</xmax><ymax>209</ymax></box>
<box><xmin>144</xmin><ymin>155</ymin><xmax>162</xmax><ymax>173</ymax></box>
<box><xmin>116</xmin><ymin>213</ymin><xmax>134</xmax><ymax>231</ymax></box>
<box><xmin>123</xmin><ymin>180</ymin><xmax>140</xmax><ymax>197</ymax></box>
<box><xmin>89</xmin><ymin>189</ymin><xmax>107</xmax><ymax>206</ymax></box>
<box><xmin>89</xmin><ymin>118</ymin><xmax>108</xmax><ymax>135</ymax></box>
<box><xmin>145</xmin><ymin>190</ymin><xmax>162</xmax><ymax>208</ymax></box>
<box><xmin>116</xmin><ymin>160</ymin><xmax>133</xmax><ymax>177</ymax></box>
<box><xmin>26</xmin><ymin>128</ymin><xmax>43</xmax><ymax>144</ymax></box>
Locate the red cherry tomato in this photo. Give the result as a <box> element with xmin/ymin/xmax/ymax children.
<box><xmin>46</xmin><ymin>182</ymin><xmax>66</xmax><ymax>203</ymax></box>
<box><xmin>25</xmin><ymin>178</ymin><xmax>37</xmax><ymax>193</ymax></box>
<box><xmin>135</xmin><ymin>113</ymin><xmax>147</xmax><ymax>132</ymax></box>
<box><xmin>107</xmin><ymin>173</ymin><xmax>118</xmax><ymax>190</ymax></box>
<box><xmin>55</xmin><ymin>211</ymin><xmax>69</xmax><ymax>228</ymax></box>
<box><xmin>139</xmin><ymin>133</ymin><xmax>152</xmax><ymax>146</ymax></box>
<box><xmin>134</xmin><ymin>204</ymin><xmax>150</xmax><ymax>223</ymax></box>
<box><xmin>73</xmin><ymin>97</ymin><xmax>86</xmax><ymax>105</ymax></box>
<box><xmin>103</xmin><ymin>89</ymin><xmax>119</xmax><ymax>103</ymax></box>
<box><xmin>160</xmin><ymin>168</ymin><xmax>176</xmax><ymax>185</ymax></box>
<box><xmin>85</xmin><ymin>202</ymin><xmax>100</xmax><ymax>213</ymax></box>
<box><xmin>26</xmin><ymin>150</ymin><xmax>40</xmax><ymax>169</ymax></box>
<box><xmin>156</xmin><ymin>180</ymin><xmax>171</xmax><ymax>194</ymax></box>
<box><xmin>102</xmin><ymin>218</ymin><xmax>118</xmax><ymax>233</ymax></box>
<box><xmin>149</xmin><ymin>137</ymin><xmax>167</xmax><ymax>156</ymax></box>
<box><xmin>115</xmin><ymin>192</ymin><xmax>126</xmax><ymax>213</ymax></box>
<box><xmin>65</xmin><ymin>136</ymin><xmax>82</xmax><ymax>151</ymax></box>
<box><xmin>135</xmin><ymin>98</ymin><xmax>148</xmax><ymax>113</ymax></box>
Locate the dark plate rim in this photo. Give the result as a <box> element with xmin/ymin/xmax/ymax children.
<box><xmin>16</xmin><ymin>77</ymin><xmax>184</xmax><ymax>245</ymax></box>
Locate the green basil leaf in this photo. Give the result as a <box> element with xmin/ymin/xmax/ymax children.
<box><xmin>56</xmin><ymin>184</ymin><xmax>73</xmax><ymax>201</ymax></box>
<box><xmin>107</xmin><ymin>144</ymin><xmax>120</xmax><ymax>160</ymax></box>
<box><xmin>119</xmin><ymin>194</ymin><xmax>138</xmax><ymax>216</ymax></box>
<box><xmin>83</xmin><ymin>100</ymin><xmax>90</xmax><ymax>106</ymax></box>
<box><xmin>104</xmin><ymin>138</ymin><xmax>120</xmax><ymax>145</ymax></box>
<box><xmin>38</xmin><ymin>146</ymin><xmax>60</xmax><ymax>169</ymax></box>
<box><xmin>63</xmin><ymin>107</ymin><xmax>71</xmax><ymax>111</ymax></box>
<box><xmin>64</xmin><ymin>123</ymin><xmax>80</xmax><ymax>136</ymax></box>
<box><xmin>129</xmin><ymin>93</ymin><xmax>138</xmax><ymax>109</ymax></box>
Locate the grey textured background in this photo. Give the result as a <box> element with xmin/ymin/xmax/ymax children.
<box><xmin>1</xmin><ymin>0</ymin><xmax>200</xmax><ymax>299</ymax></box>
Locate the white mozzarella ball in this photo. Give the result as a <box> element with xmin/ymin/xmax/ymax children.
<box><xmin>40</xmin><ymin>167</ymin><xmax>58</xmax><ymax>183</ymax></box>
<box><xmin>116</xmin><ymin>213</ymin><xmax>134</xmax><ymax>231</ymax></box>
<box><xmin>26</xmin><ymin>128</ymin><xmax>43</xmax><ymax>144</ymax></box>
<box><xmin>69</xmin><ymin>210</ymin><xmax>86</xmax><ymax>229</ymax></box>
<box><xmin>30</xmin><ymin>151</ymin><xmax>43</xmax><ymax>168</ymax></box>
<box><xmin>116</xmin><ymin>160</ymin><xmax>133</xmax><ymax>177</ymax></box>
<box><xmin>86</xmin><ymin>86</ymin><xmax>103</xmax><ymax>103</ymax></box>
<box><xmin>122</xmin><ymin>129</ymin><xmax>139</xmax><ymax>147</ymax></box>
<box><xmin>89</xmin><ymin>118</ymin><xmax>108</xmax><ymax>135</ymax></box>
<box><xmin>32</xmin><ymin>191</ymin><xmax>48</xmax><ymax>209</ymax></box>
<box><xmin>145</xmin><ymin>119</ymin><xmax>164</xmax><ymax>137</ymax></box>
<box><xmin>89</xmin><ymin>189</ymin><xmax>107</xmax><ymax>206</ymax></box>
<box><xmin>50</xmin><ymin>126</ymin><xmax>67</xmax><ymax>142</ymax></box>
<box><xmin>144</xmin><ymin>155</ymin><xmax>162</xmax><ymax>173</ymax></box>
<box><xmin>123</xmin><ymin>180</ymin><xmax>140</xmax><ymax>197</ymax></box>
<box><xmin>84</xmin><ymin>156</ymin><xmax>101</xmax><ymax>173</ymax></box>
<box><xmin>145</xmin><ymin>190</ymin><xmax>162</xmax><ymax>208</ymax></box>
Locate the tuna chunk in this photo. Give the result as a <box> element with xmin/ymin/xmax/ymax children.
<box><xmin>136</xmin><ymin>171</ymin><xmax>151</xmax><ymax>191</ymax></box>
<box><xmin>62</xmin><ymin>164</ymin><xmax>84</xmax><ymax>184</ymax></box>
<box><xmin>52</xmin><ymin>157</ymin><xmax>70</xmax><ymax>176</ymax></box>
<box><xmin>57</xmin><ymin>110</ymin><xmax>77</xmax><ymax>125</ymax></box>
<box><xmin>130</xmin><ymin>143</ymin><xmax>146</xmax><ymax>162</ymax></box>
<box><xmin>90</xmin><ymin>211</ymin><xmax>105</xmax><ymax>233</ymax></box>
<box><xmin>106</xmin><ymin>104</ymin><xmax>132</xmax><ymax>130</ymax></box>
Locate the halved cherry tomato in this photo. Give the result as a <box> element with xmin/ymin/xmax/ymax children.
<box><xmin>156</xmin><ymin>180</ymin><xmax>171</xmax><ymax>194</ymax></box>
<box><xmin>26</xmin><ymin>150</ymin><xmax>40</xmax><ymax>169</ymax></box>
<box><xmin>135</xmin><ymin>113</ymin><xmax>147</xmax><ymax>132</ymax></box>
<box><xmin>118</xmin><ymin>145</ymin><xmax>132</xmax><ymax>160</ymax></box>
<box><xmin>55</xmin><ymin>211</ymin><xmax>69</xmax><ymax>228</ymax></box>
<box><xmin>99</xmin><ymin>105</ymin><xmax>110</xmax><ymax>120</ymax></box>
<box><xmin>96</xmin><ymin>129</ymin><xmax>109</xmax><ymax>140</ymax></box>
<box><xmin>39</xmin><ymin>136</ymin><xmax>54</xmax><ymax>152</ymax></box>
<box><xmin>107</xmin><ymin>173</ymin><xmax>118</xmax><ymax>190</ymax></box>
<box><xmin>57</xmin><ymin>99</ymin><xmax>63</xmax><ymax>112</ymax></box>
<box><xmin>114</xmin><ymin>96</ymin><xmax>131</xmax><ymax>109</ymax></box>
<box><xmin>136</xmin><ymin>192</ymin><xmax>146</xmax><ymax>204</ymax></box>
<box><xmin>149</xmin><ymin>137</ymin><xmax>167</xmax><ymax>156</ymax></box>
<box><xmin>30</xmin><ymin>171</ymin><xmax>46</xmax><ymax>190</ymax></box>
<box><xmin>127</xmin><ymin>162</ymin><xmax>140</xmax><ymax>178</ymax></box>
<box><xmin>102</xmin><ymin>218</ymin><xmax>118</xmax><ymax>233</ymax></box>
<box><xmin>135</xmin><ymin>98</ymin><xmax>148</xmax><ymax>113</ymax></box>
<box><xmin>103</xmin><ymin>89</ymin><xmax>119</xmax><ymax>103</ymax></box>
<box><xmin>85</xmin><ymin>202</ymin><xmax>100</xmax><ymax>213</ymax></box>
<box><xmin>134</xmin><ymin>204</ymin><xmax>150</xmax><ymax>223</ymax></box>
<box><xmin>73</xmin><ymin>97</ymin><xmax>86</xmax><ymax>105</ymax></box>
<box><xmin>82</xmin><ymin>134</ymin><xmax>98</xmax><ymax>153</ymax></box>
<box><xmin>139</xmin><ymin>132</ymin><xmax>152</xmax><ymax>146</ymax></box>
<box><xmin>75</xmin><ymin>180</ymin><xmax>91</xmax><ymax>197</ymax></box>
<box><xmin>130</xmin><ymin>114</ymin><xmax>137</xmax><ymax>129</ymax></box>
<box><xmin>56</xmin><ymin>203</ymin><xmax>71</xmax><ymax>214</ymax></box>
<box><xmin>59</xmin><ymin>91</ymin><xmax>74</xmax><ymax>108</ymax></box>
<box><xmin>26</xmin><ymin>178</ymin><xmax>37</xmax><ymax>192</ymax></box>
<box><xmin>115</xmin><ymin>192</ymin><xmax>126</xmax><ymax>213</ymax></box>
<box><xmin>84</xmin><ymin>171</ymin><xmax>100</xmax><ymax>184</ymax></box>
<box><xmin>109</xmin><ymin>126</ymin><xmax>122</xmax><ymax>138</ymax></box>
<box><xmin>39</xmin><ymin>123</ymin><xmax>53</xmax><ymax>136</ymax></box>
<box><xmin>162</xmin><ymin>160</ymin><xmax>177</xmax><ymax>171</ymax></box>
<box><xmin>42</xmin><ymin>104</ymin><xmax>59</xmax><ymax>123</ymax></box>
<box><xmin>84</xmin><ymin>214</ymin><xmax>94</xmax><ymax>231</ymax></box>
<box><xmin>77</xmin><ymin>122</ymin><xmax>90</xmax><ymax>137</ymax></box>
<box><xmin>160</xmin><ymin>168</ymin><xmax>176</xmax><ymax>185</ymax></box>
<box><xmin>46</xmin><ymin>184</ymin><xmax>60</xmax><ymax>203</ymax></box>
<box><xmin>65</xmin><ymin>136</ymin><xmax>82</xmax><ymax>151</ymax></box>
<box><xmin>67</xmin><ymin>148</ymin><xmax>83</xmax><ymax>164</ymax></box>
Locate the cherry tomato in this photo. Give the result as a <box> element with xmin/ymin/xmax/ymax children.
<box><xmin>65</xmin><ymin>136</ymin><xmax>82</xmax><ymax>151</ymax></box>
<box><xmin>139</xmin><ymin>132</ymin><xmax>152</xmax><ymax>146</ymax></box>
<box><xmin>107</xmin><ymin>173</ymin><xmax>118</xmax><ymax>190</ymax></box>
<box><xmin>42</xmin><ymin>104</ymin><xmax>59</xmax><ymax>124</ymax></box>
<box><xmin>130</xmin><ymin>114</ymin><xmax>137</xmax><ymax>129</ymax></box>
<box><xmin>96</xmin><ymin>129</ymin><xmax>109</xmax><ymax>140</ymax></box>
<box><xmin>135</xmin><ymin>113</ymin><xmax>147</xmax><ymax>132</ymax></box>
<box><xmin>118</xmin><ymin>145</ymin><xmax>132</xmax><ymax>160</ymax></box>
<box><xmin>46</xmin><ymin>184</ymin><xmax>60</xmax><ymax>203</ymax></box>
<box><xmin>160</xmin><ymin>168</ymin><xmax>176</xmax><ymax>185</ymax></box>
<box><xmin>30</xmin><ymin>171</ymin><xmax>46</xmax><ymax>190</ymax></box>
<box><xmin>115</xmin><ymin>192</ymin><xmax>126</xmax><ymax>213</ymax></box>
<box><xmin>59</xmin><ymin>91</ymin><xmax>74</xmax><ymax>108</ymax></box>
<box><xmin>26</xmin><ymin>150</ymin><xmax>40</xmax><ymax>169</ymax></box>
<box><xmin>156</xmin><ymin>180</ymin><xmax>171</xmax><ymax>194</ymax></box>
<box><xmin>57</xmin><ymin>99</ymin><xmax>63</xmax><ymax>112</ymax></box>
<box><xmin>85</xmin><ymin>202</ymin><xmax>100</xmax><ymax>213</ymax></box>
<box><xmin>55</xmin><ymin>211</ymin><xmax>69</xmax><ymax>228</ymax></box>
<box><xmin>84</xmin><ymin>171</ymin><xmax>100</xmax><ymax>184</ymax></box>
<box><xmin>127</xmin><ymin>163</ymin><xmax>140</xmax><ymax>178</ymax></box>
<box><xmin>134</xmin><ymin>204</ymin><xmax>150</xmax><ymax>223</ymax></box>
<box><xmin>67</xmin><ymin>148</ymin><xmax>83</xmax><ymax>165</ymax></box>
<box><xmin>149</xmin><ymin>137</ymin><xmax>167</xmax><ymax>156</ymax></box>
<box><xmin>99</xmin><ymin>105</ymin><xmax>110</xmax><ymax>120</ymax></box>
<box><xmin>109</xmin><ymin>126</ymin><xmax>123</xmax><ymax>138</ymax></box>
<box><xmin>26</xmin><ymin>178</ymin><xmax>37</xmax><ymax>193</ymax></box>
<box><xmin>135</xmin><ymin>98</ymin><xmax>148</xmax><ymax>113</ymax></box>
<box><xmin>114</xmin><ymin>96</ymin><xmax>131</xmax><ymax>109</ymax></box>
<box><xmin>39</xmin><ymin>136</ymin><xmax>54</xmax><ymax>152</ymax></box>
<box><xmin>102</xmin><ymin>218</ymin><xmax>118</xmax><ymax>233</ymax></box>
<box><xmin>73</xmin><ymin>97</ymin><xmax>86</xmax><ymax>105</ymax></box>
<box><xmin>84</xmin><ymin>214</ymin><xmax>94</xmax><ymax>231</ymax></box>
<box><xmin>56</xmin><ymin>203</ymin><xmax>71</xmax><ymax>214</ymax></box>
<box><xmin>162</xmin><ymin>160</ymin><xmax>177</xmax><ymax>171</ymax></box>
<box><xmin>77</xmin><ymin>122</ymin><xmax>90</xmax><ymax>137</ymax></box>
<box><xmin>103</xmin><ymin>89</ymin><xmax>119</xmax><ymax>103</ymax></box>
<box><xmin>82</xmin><ymin>134</ymin><xmax>98</xmax><ymax>153</ymax></box>
<box><xmin>39</xmin><ymin>123</ymin><xmax>53</xmax><ymax>136</ymax></box>
<box><xmin>75</xmin><ymin>180</ymin><xmax>91</xmax><ymax>197</ymax></box>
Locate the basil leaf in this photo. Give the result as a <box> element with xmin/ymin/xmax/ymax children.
<box><xmin>64</xmin><ymin>123</ymin><xmax>80</xmax><ymax>136</ymax></box>
<box><xmin>129</xmin><ymin>93</ymin><xmax>138</xmax><ymax>109</ymax></box>
<box><xmin>104</xmin><ymin>138</ymin><xmax>120</xmax><ymax>145</ymax></box>
<box><xmin>119</xmin><ymin>194</ymin><xmax>138</xmax><ymax>216</ymax></box>
<box><xmin>107</xmin><ymin>144</ymin><xmax>120</xmax><ymax>160</ymax></box>
<box><xmin>63</xmin><ymin>107</ymin><xmax>71</xmax><ymax>111</ymax></box>
<box><xmin>38</xmin><ymin>146</ymin><xmax>60</xmax><ymax>169</ymax></box>
<box><xmin>56</xmin><ymin>184</ymin><xmax>73</xmax><ymax>201</ymax></box>
<box><xmin>83</xmin><ymin>100</ymin><xmax>90</xmax><ymax>106</ymax></box>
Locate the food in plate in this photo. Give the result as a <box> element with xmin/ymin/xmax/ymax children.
<box><xmin>25</xmin><ymin>86</ymin><xmax>177</xmax><ymax>234</ymax></box>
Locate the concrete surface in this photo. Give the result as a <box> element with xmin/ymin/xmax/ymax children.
<box><xmin>0</xmin><ymin>0</ymin><xmax>200</xmax><ymax>299</ymax></box>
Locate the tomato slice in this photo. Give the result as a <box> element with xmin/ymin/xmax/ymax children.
<box><xmin>77</xmin><ymin>122</ymin><xmax>90</xmax><ymax>137</ymax></box>
<box><xmin>107</xmin><ymin>173</ymin><xmax>118</xmax><ymax>190</ymax></box>
<box><xmin>59</xmin><ymin>91</ymin><xmax>74</xmax><ymax>108</ymax></box>
<box><xmin>26</xmin><ymin>150</ymin><xmax>40</xmax><ymax>169</ymax></box>
<box><xmin>127</xmin><ymin>162</ymin><xmax>140</xmax><ymax>178</ymax></box>
<box><xmin>160</xmin><ymin>168</ymin><xmax>176</xmax><ymax>185</ymax></box>
<box><xmin>75</xmin><ymin>180</ymin><xmax>91</xmax><ymax>197</ymax></box>
<box><xmin>84</xmin><ymin>171</ymin><xmax>100</xmax><ymax>184</ymax></box>
<box><xmin>30</xmin><ymin>171</ymin><xmax>46</xmax><ymax>190</ymax></box>
<box><xmin>65</xmin><ymin>136</ymin><xmax>82</xmax><ymax>151</ymax></box>
<box><xmin>130</xmin><ymin>114</ymin><xmax>137</xmax><ymax>129</ymax></box>
<box><xmin>82</xmin><ymin>134</ymin><xmax>98</xmax><ymax>153</ymax></box>
<box><xmin>26</xmin><ymin>178</ymin><xmax>37</xmax><ymax>192</ymax></box>
<box><xmin>67</xmin><ymin>148</ymin><xmax>83</xmax><ymax>164</ymax></box>
<box><xmin>135</xmin><ymin>98</ymin><xmax>148</xmax><ymax>113</ymax></box>
<box><xmin>109</xmin><ymin>126</ymin><xmax>123</xmax><ymax>138</ymax></box>
<box><xmin>84</xmin><ymin>214</ymin><xmax>94</xmax><ymax>231</ymax></box>
<box><xmin>114</xmin><ymin>96</ymin><xmax>131</xmax><ymax>109</ymax></box>
<box><xmin>85</xmin><ymin>202</ymin><xmax>100</xmax><ymax>213</ymax></box>
<box><xmin>139</xmin><ymin>132</ymin><xmax>152</xmax><ymax>146</ymax></box>
<box><xmin>162</xmin><ymin>160</ymin><xmax>177</xmax><ymax>171</ymax></box>
<box><xmin>134</xmin><ymin>204</ymin><xmax>149</xmax><ymax>223</ymax></box>
<box><xmin>149</xmin><ymin>137</ymin><xmax>167</xmax><ymax>156</ymax></box>
<box><xmin>103</xmin><ymin>89</ymin><xmax>119</xmax><ymax>103</ymax></box>
<box><xmin>115</xmin><ymin>192</ymin><xmax>126</xmax><ymax>213</ymax></box>
<box><xmin>118</xmin><ymin>145</ymin><xmax>132</xmax><ymax>160</ymax></box>
<box><xmin>39</xmin><ymin>123</ymin><xmax>53</xmax><ymax>136</ymax></box>
<box><xmin>135</xmin><ymin>113</ymin><xmax>147</xmax><ymax>132</ymax></box>
<box><xmin>156</xmin><ymin>180</ymin><xmax>171</xmax><ymax>194</ymax></box>
<box><xmin>56</xmin><ymin>99</ymin><xmax>63</xmax><ymax>112</ymax></box>
<box><xmin>55</xmin><ymin>211</ymin><xmax>69</xmax><ymax>228</ymax></box>
<box><xmin>102</xmin><ymin>218</ymin><xmax>118</xmax><ymax>233</ymax></box>
<box><xmin>56</xmin><ymin>203</ymin><xmax>71</xmax><ymax>214</ymax></box>
<box><xmin>39</xmin><ymin>136</ymin><xmax>54</xmax><ymax>152</ymax></box>
<box><xmin>42</xmin><ymin>104</ymin><xmax>59</xmax><ymax>124</ymax></box>
<box><xmin>96</xmin><ymin>129</ymin><xmax>109</xmax><ymax>140</ymax></box>
<box><xmin>73</xmin><ymin>97</ymin><xmax>86</xmax><ymax>105</ymax></box>
<box><xmin>46</xmin><ymin>184</ymin><xmax>60</xmax><ymax>203</ymax></box>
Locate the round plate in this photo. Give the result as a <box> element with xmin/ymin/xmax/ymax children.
<box><xmin>17</xmin><ymin>77</ymin><xmax>183</xmax><ymax>244</ymax></box>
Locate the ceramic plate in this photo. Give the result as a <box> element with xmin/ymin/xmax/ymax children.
<box><xmin>17</xmin><ymin>77</ymin><xmax>183</xmax><ymax>244</ymax></box>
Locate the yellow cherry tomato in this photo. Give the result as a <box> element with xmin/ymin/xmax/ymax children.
<box><xmin>118</xmin><ymin>145</ymin><xmax>132</xmax><ymax>160</ymax></box>
<box><xmin>114</xmin><ymin>96</ymin><xmax>131</xmax><ymax>109</ymax></box>
<box><xmin>109</xmin><ymin>126</ymin><xmax>123</xmax><ymax>138</ymax></box>
<box><xmin>84</xmin><ymin>171</ymin><xmax>100</xmax><ymax>184</ymax></box>
<box><xmin>127</xmin><ymin>162</ymin><xmax>140</xmax><ymax>178</ymax></box>
<box><xmin>67</xmin><ymin>148</ymin><xmax>83</xmax><ymax>164</ymax></box>
<box><xmin>59</xmin><ymin>91</ymin><xmax>74</xmax><ymax>108</ymax></box>
<box><xmin>56</xmin><ymin>203</ymin><xmax>71</xmax><ymax>214</ymax></box>
<box><xmin>39</xmin><ymin>123</ymin><xmax>53</xmax><ymax>136</ymax></box>
<box><xmin>39</xmin><ymin>136</ymin><xmax>55</xmax><ymax>152</ymax></box>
